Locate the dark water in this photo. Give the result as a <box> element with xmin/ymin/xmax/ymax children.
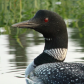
<box><xmin>0</xmin><ymin>26</ymin><xmax>84</xmax><ymax>84</ymax></box>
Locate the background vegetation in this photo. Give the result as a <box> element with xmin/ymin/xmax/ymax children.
<box><xmin>0</xmin><ymin>0</ymin><xmax>84</xmax><ymax>27</ymax></box>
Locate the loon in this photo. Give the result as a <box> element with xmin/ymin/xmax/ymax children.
<box><xmin>12</xmin><ymin>10</ymin><xmax>84</xmax><ymax>84</ymax></box>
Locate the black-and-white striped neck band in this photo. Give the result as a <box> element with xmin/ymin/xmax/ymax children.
<box><xmin>44</xmin><ymin>48</ymin><xmax>67</xmax><ymax>61</ymax></box>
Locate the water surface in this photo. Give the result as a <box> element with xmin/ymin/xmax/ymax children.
<box><xmin>0</xmin><ymin>27</ymin><xmax>84</xmax><ymax>84</ymax></box>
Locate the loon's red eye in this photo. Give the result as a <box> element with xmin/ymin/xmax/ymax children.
<box><xmin>44</xmin><ymin>18</ymin><xmax>48</xmax><ymax>22</ymax></box>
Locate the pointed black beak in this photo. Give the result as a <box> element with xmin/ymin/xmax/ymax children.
<box><xmin>12</xmin><ymin>20</ymin><xmax>39</xmax><ymax>29</ymax></box>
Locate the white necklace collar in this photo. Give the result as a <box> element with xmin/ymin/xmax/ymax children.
<box><xmin>44</xmin><ymin>38</ymin><xmax>52</xmax><ymax>41</ymax></box>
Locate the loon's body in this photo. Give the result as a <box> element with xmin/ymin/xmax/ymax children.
<box><xmin>28</xmin><ymin>63</ymin><xmax>84</xmax><ymax>84</ymax></box>
<box><xmin>12</xmin><ymin>10</ymin><xmax>84</xmax><ymax>84</ymax></box>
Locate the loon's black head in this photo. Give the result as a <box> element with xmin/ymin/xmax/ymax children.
<box><xmin>12</xmin><ymin>10</ymin><xmax>68</xmax><ymax>62</ymax></box>
<box><xmin>12</xmin><ymin>10</ymin><xmax>68</xmax><ymax>48</ymax></box>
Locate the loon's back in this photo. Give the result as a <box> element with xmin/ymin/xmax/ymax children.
<box><xmin>28</xmin><ymin>62</ymin><xmax>84</xmax><ymax>84</ymax></box>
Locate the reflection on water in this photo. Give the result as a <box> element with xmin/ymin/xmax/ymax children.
<box><xmin>0</xmin><ymin>27</ymin><xmax>84</xmax><ymax>84</ymax></box>
<box><xmin>65</xmin><ymin>28</ymin><xmax>84</xmax><ymax>62</ymax></box>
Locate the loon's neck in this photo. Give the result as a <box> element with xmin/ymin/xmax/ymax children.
<box><xmin>34</xmin><ymin>37</ymin><xmax>68</xmax><ymax>66</ymax></box>
<box><xmin>44</xmin><ymin>37</ymin><xmax>68</xmax><ymax>50</ymax></box>
<box><xmin>43</xmin><ymin>37</ymin><xmax>68</xmax><ymax>61</ymax></box>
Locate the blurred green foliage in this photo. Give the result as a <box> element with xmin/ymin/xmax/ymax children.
<box><xmin>0</xmin><ymin>0</ymin><xmax>84</xmax><ymax>37</ymax></box>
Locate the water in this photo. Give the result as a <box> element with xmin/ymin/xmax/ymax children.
<box><xmin>0</xmin><ymin>27</ymin><xmax>84</xmax><ymax>84</ymax></box>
